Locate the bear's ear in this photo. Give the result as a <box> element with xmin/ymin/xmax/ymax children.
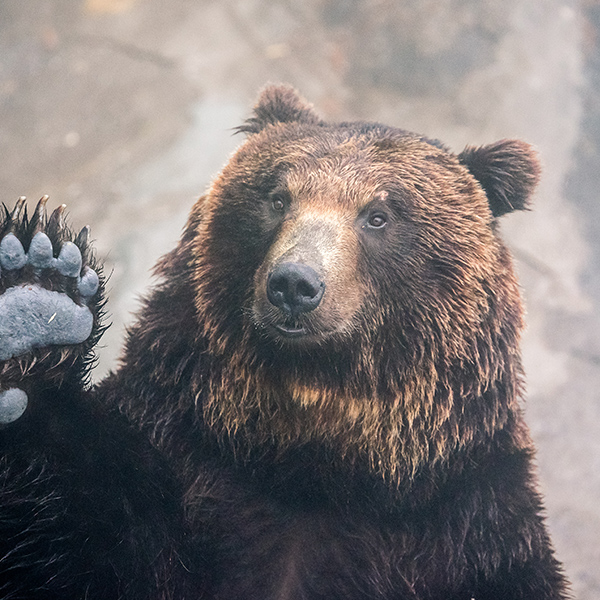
<box><xmin>458</xmin><ymin>140</ymin><xmax>540</xmax><ymax>218</ymax></box>
<box><xmin>237</xmin><ymin>85</ymin><xmax>322</xmax><ymax>135</ymax></box>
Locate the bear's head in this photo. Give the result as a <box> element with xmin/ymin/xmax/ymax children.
<box><xmin>189</xmin><ymin>85</ymin><xmax>539</xmax><ymax>482</ymax></box>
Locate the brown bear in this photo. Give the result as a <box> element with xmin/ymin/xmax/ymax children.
<box><xmin>0</xmin><ymin>85</ymin><xmax>569</xmax><ymax>599</ymax></box>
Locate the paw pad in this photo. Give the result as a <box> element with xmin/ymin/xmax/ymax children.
<box><xmin>0</xmin><ymin>286</ymin><xmax>94</xmax><ymax>360</ymax></box>
<box><xmin>0</xmin><ymin>232</ymin><xmax>99</xmax><ymax>300</ymax></box>
<box><xmin>0</xmin><ymin>234</ymin><xmax>27</xmax><ymax>270</ymax></box>
<box><xmin>0</xmin><ymin>388</ymin><xmax>28</xmax><ymax>424</ymax></box>
<box><xmin>78</xmin><ymin>267</ymin><xmax>100</xmax><ymax>298</ymax></box>
<box><xmin>56</xmin><ymin>241</ymin><xmax>82</xmax><ymax>278</ymax></box>
<box><xmin>28</xmin><ymin>231</ymin><xmax>55</xmax><ymax>269</ymax></box>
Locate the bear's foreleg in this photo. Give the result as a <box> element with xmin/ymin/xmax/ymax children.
<box><xmin>0</xmin><ymin>198</ymin><xmax>196</xmax><ymax>598</ymax></box>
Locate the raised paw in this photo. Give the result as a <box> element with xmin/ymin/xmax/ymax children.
<box><xmin>0</xmin><ymin>196</ymin><xmax>105</xmax><ymax>395</ymax></box>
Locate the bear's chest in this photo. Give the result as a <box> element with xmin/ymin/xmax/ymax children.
<box><xmin>207</xmin><ymin>494</ymin><xmax>465</xmax><ymax>600</ymax></box>
<box><xmin>213</xmin><ymin>510</ymin><xmax>381</xmax><ymax>600</ymax></box>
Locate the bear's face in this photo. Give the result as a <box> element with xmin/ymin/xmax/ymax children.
<box><xmin>196</xmin><ymin>116</ymin><xmax>523</xmax><ymax>360</ymax></box>
<box><xmin>191</xmin><ymin>86</ymin><xmax>539</xmax><ymax>479</ymax></box>
<box><xmin>246</xmin><ymin>131</ymin><xmax>496</xmax><ymax>350</ymax></box>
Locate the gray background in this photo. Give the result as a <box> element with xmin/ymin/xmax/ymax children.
<box><xmin>0</xmin><ymin>0</ymin><xmax>598</xmax><ymax>597</ymax></box>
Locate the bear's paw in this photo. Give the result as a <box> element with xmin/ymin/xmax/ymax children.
<box><xmin>0</xmin><ymin>197</ymin><xmax>105</xmax><ymax>403</ymax></box>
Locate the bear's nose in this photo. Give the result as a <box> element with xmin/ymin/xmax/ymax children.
<box><xmin>267</xmin><ymin>262</ymin><xmax>325</xmax><ymax>317</ymax></box>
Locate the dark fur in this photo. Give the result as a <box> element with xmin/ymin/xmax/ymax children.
<box><xmin>0</xmin><ymin>86</ymin><xmax>568</xmax><ymax>599</ymax></box>
<box><xmin>458</xmin><ymin>141</ymin><xmax>540</xmax><ymax>217</ymax></box>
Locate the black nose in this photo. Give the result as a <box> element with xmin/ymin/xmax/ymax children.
<box><xmin>267</xmin><ymin>262</ymin><xmax>325</xmax><ymax>317</ymax></box>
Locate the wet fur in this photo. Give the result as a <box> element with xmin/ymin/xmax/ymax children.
<box><xmin>0</xmin><ymin>86</ymin><xmax>569</xmax><ymax>599</ymax></box>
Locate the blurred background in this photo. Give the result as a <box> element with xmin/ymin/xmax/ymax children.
<box><xmin>0</xmin><ymin>0</ymin><xmax>598</xmax><ymax>596</ymax></box>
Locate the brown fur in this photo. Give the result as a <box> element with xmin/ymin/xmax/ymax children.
<box><xmin>99</xmin><ymin>86</ymin><xmax>566</xmax><ymax>598</ymax></box>
<box><xmin>0</xmin><ymin>85</ymin><xmax>568</xmax><ymax>599</ymax></box>
<box><xmin>192</xmin><ymin>109</ymin><xmax>528</xmax><ymax>487</ymax></box>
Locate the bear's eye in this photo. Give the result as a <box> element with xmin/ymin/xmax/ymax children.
<box><xmin>271</xmin><ymin>195</ymin><xmax>286</xmax><ymax>213</ymax></box>
<box><xmin>366</xmin><ymin>213</ymin><xmax>387</xmax><ymax>229</ymax></box>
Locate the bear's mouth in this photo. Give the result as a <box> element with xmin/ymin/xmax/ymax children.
<box><xmin>256</xmin><ymin>312</ymin><xmax>345</xmax><ymax>346</ymax></box>
<box><xmin>272</xmin><ymin>323</ymin><xmax>308</xmax><ymax>338</ymax></box>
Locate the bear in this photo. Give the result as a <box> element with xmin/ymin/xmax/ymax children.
<box><xmin>0</xmin><ymin>85</ymin><xmax>569</xmax><ymax>599</ymax></box>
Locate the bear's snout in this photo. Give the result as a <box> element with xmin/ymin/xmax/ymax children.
<box><xmin>267</xmin><ymin>262</ymin><xmax>325</xmax><ymax>318</ymax></box>
<box><xmin>251</xmin><ymin>208</ymin><xmax>363</xmax><ymax>344</ymax></box>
